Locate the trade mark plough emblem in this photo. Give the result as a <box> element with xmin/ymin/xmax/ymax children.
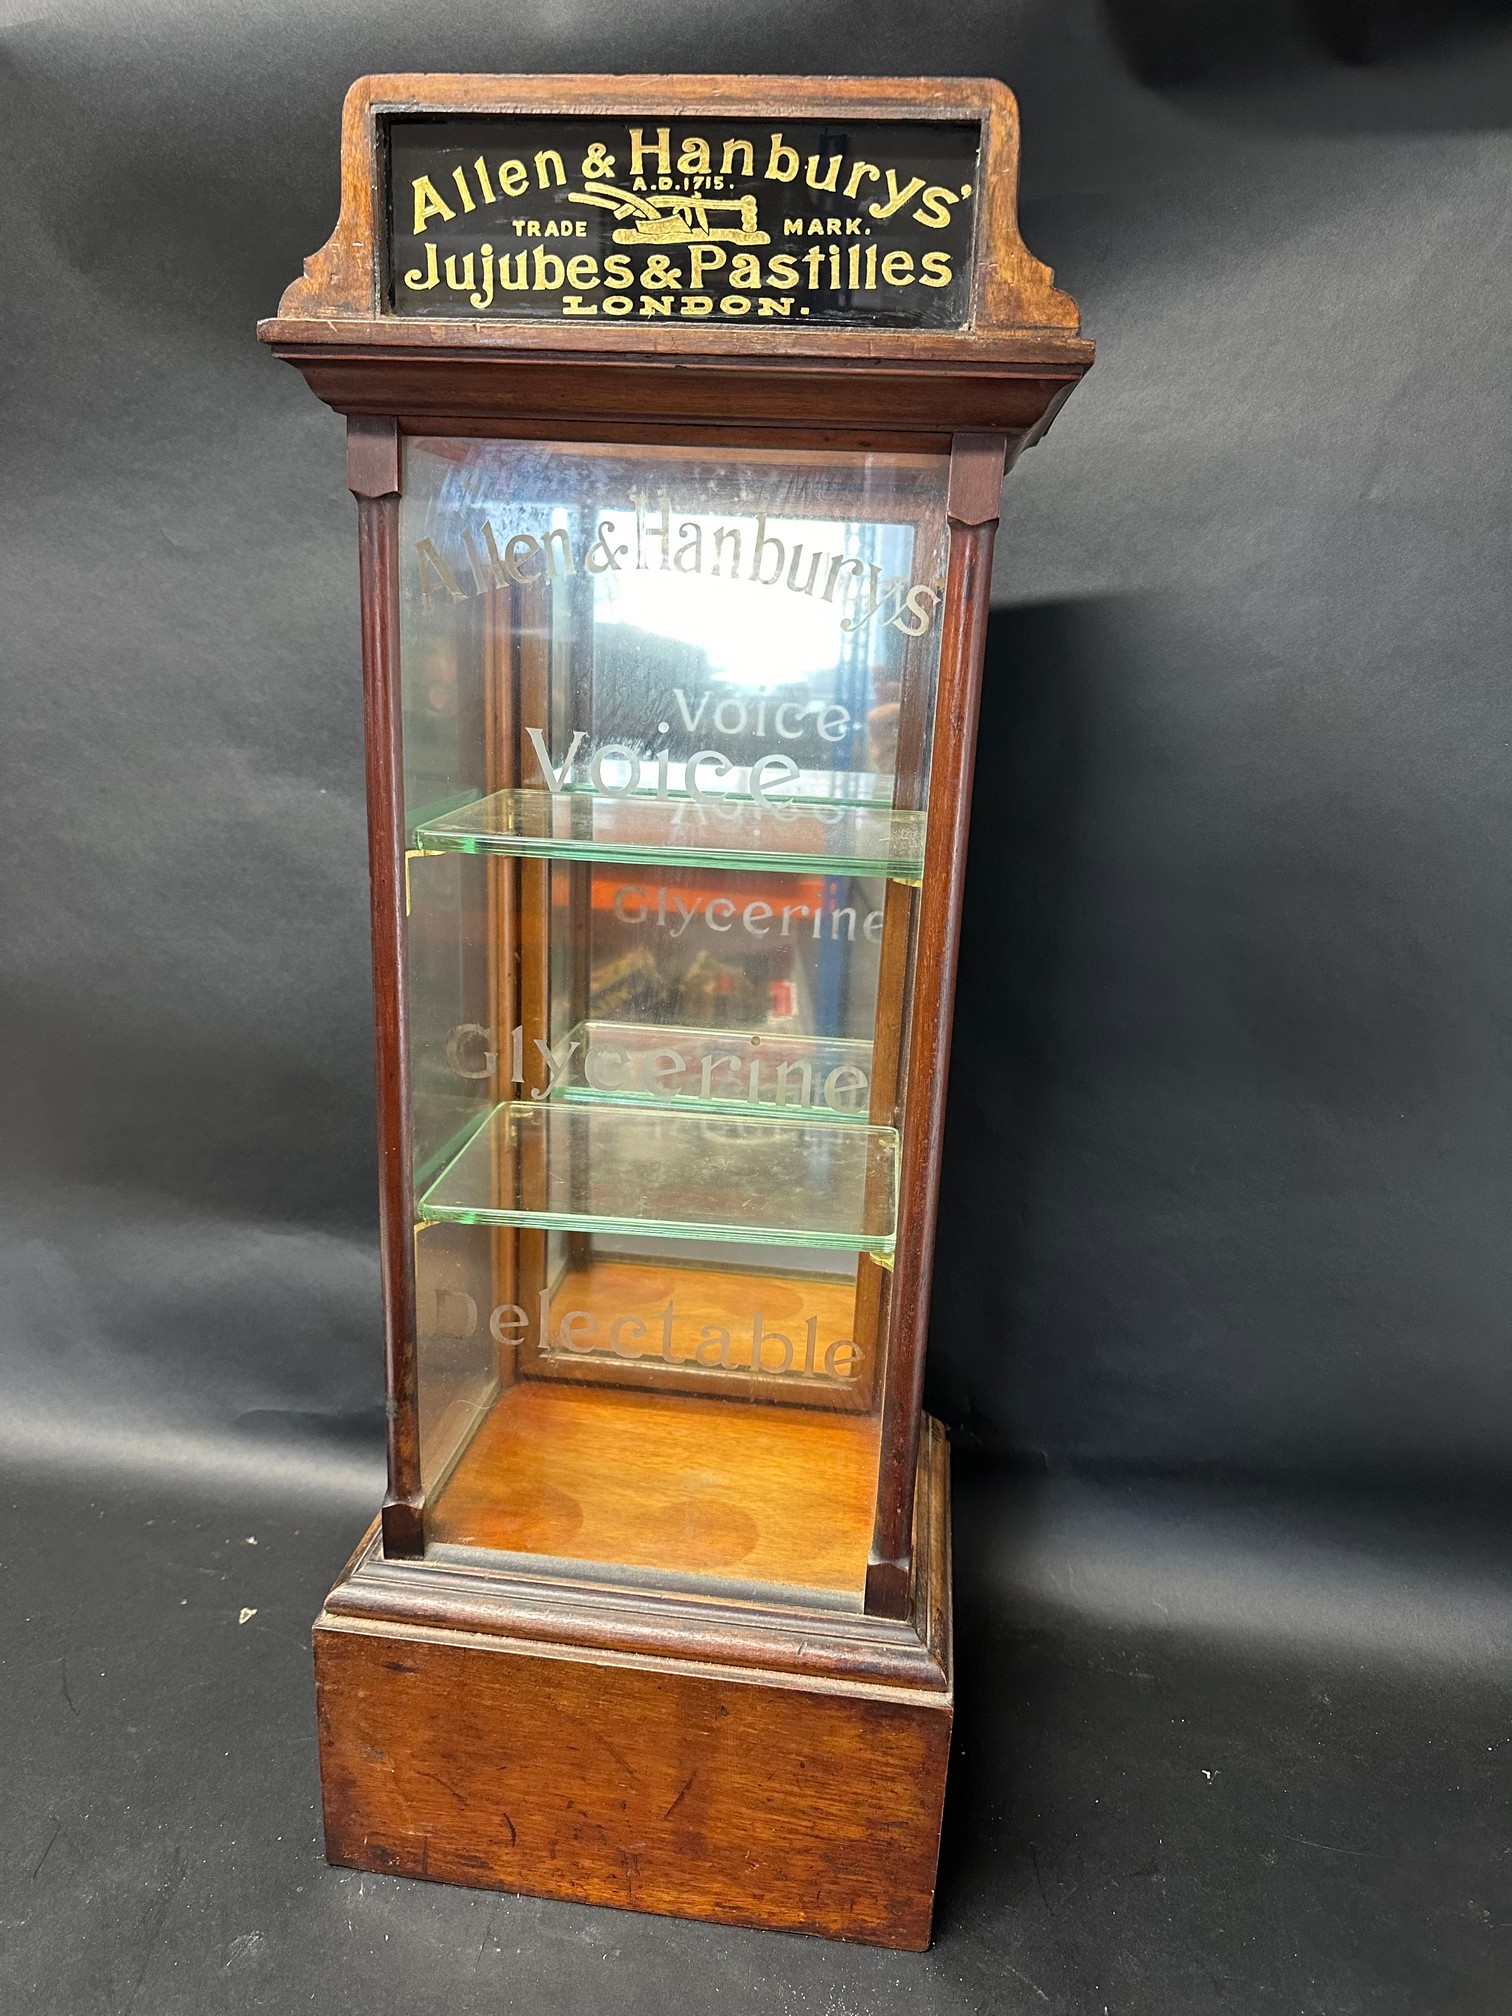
<box><xmin>570</xmin><ymin>187</ymin><xmax>771</xmax><ymax>247</ymax></box>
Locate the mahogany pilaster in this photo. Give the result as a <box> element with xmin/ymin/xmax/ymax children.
<box><xmin>349</xmin><ymin>417</ymin><xmax>422</xmax><ymax>1560</ymax></box>
<box><xmin>867</xmin><ymin>430</ymin><xmax>1006</xmax><ymax>1618</ymax></box>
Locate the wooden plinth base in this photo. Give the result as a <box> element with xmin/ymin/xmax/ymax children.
<box><xmin>313</xmin><ymin>1417</ymin><xmax>952</xmax><ymax>1949</ymax></box>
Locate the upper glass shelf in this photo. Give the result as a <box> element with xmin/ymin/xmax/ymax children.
<box><xmin>413</xmin><ymin>788</ymin><xmax>928</xmax><ymax>879</ymax></box>
<box><xmin>418</xmin><ymin>1099</ymin><xmax>899</xmax><ymax>1254</ymax></box>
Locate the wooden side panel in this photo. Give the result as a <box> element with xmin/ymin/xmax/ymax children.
<box><xmin>347</xmin><ymin>420</ymin><xmax>424</xmax><ymax>1560</ymax></box>
<box><xmin>315</xmin><ymin>1622</ymin><xmax>950</xmax><ymax>1949</ymax></box>
<box><xmin>866</xmin><ymin>433</ymin><xmax>1006</xmax><ymax>1617</ymax></box>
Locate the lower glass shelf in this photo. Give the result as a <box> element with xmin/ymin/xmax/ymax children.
<box><xmin>417</xmin><ymin>1099</ymin><xmax>899</xmax><ymax>1253</ymax></box>
<box><xmin>553</xmin><ymin>1019</ymin><xmax>876</xmax><ymax>1122</ymax></box>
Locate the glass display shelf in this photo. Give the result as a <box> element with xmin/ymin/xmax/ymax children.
<box><xmin>413</xmin><ymin>787</ymin><xmax>928</xmax><ymax>879</ymax></box>
<box><xmin>552</xmin><ymin>1020</ymin><xmax>876</xmax><ymax>1122</ymax></box>
<box><xmin>417</xmin><ymin>1099</ymin><xmax>899</xmax><ymax>1252</ymax></box>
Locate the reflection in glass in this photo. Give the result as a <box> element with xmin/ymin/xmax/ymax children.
<box><xmin>400</xmin><ymin>438</ymin><xmax>948</xmax><ymax>1604</ymax></box>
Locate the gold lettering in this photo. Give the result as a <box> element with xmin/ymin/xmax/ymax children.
<box><xmin>868</xmin><ymin>169</ymin><xmax>927</xmax><ymax>219</ymax></box>
<box><xmin>642</xmin><ymin>253</ymin><xmax>681</xmax><ymax>289</ymax></box>
<box><xmin>603</xmin><ymin>253</ymin><xmax>634</xmax><ymax>289</ymax></box>
<box><xmin>533</xmin><ymin>147</ymin><xmax>566</xmax><ymax>188</ymax></box>
<box><xmin>532</xmin><ymin>247</ymin><xmax>564</xmax><ymax>290</ymax></box>
<box><xmin>402</xmin><ymin>242</ymin><xmax>439</xmax><ymax>291</ymax></box>
<box><xmin>450</xmin><ymin>165</ymin><xmax>476</xmax><ymax>213</ymax></box>
<box><xmin>566</xmin><ymin>253</ymin><xmax>598</xmax><ymax>289</ymax></box>
<box><xmin>912</xmin><ymin>185</ymin><xmax>959</xmax><ymax>229</ymax></box>
<box><xmin>628</xmin><ymin>125</ymin><xmax>670</xmax><ymax>178</ymax></box>
<box><xmin>881</xmin><ymin>248</ymin><xmax>914</xmax><ymax>286</ymax></box>
<box><xmin>843</xmin><ymin>160</ymin><xmax>880</xmax><ymax>199</ymax></box>
<box><xmin>721</xmin><ymin>138</ymin><xmax>754</xmax><ymax>175</ymax></box>
<box><xmin>756</xmin><ymin>296</ymin><xmax>792</xmax><ymax>316</ymax></box>
<box><xmin>765</xmin><ymin>132</ymin><xmax>799</xmax><ymax>182</ymax></box>
<box><xmin>919</xmin><ymin>250</ymin><xmax>952</xmax><ymax>288</ymax></box>
<box><xmin>688</xmin><ymin>244</ymin><xmax>726</xmax><ymax>290</ymax></box>
<box><xmin>729</xmin><ymin>251</ymin><xmax>761</xmax><ymax>289</ymax></box>
<box><xmin>411</xmin><ymin>175</ymin><xmax>455</xmax><ymax>236</ymax></box>
<box><xmin>496</xmin><ymin>158</ymin><xmax>528</xmax><ymax>197</ymax></box>
<box><xmin>804</xmin><ymin>153</ymin><xmax>841</xmax><ymax>192</ymax></box>
<box><xmin>677</xmin><ymin>135</ymin><xmax>711</xmax><ymax>174</ymax></box>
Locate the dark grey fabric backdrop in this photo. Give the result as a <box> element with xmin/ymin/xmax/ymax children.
<box><xmin>3</xmin><ymin>1</ymin><xmax>1510</xmax><ymax>1498</ymax></box>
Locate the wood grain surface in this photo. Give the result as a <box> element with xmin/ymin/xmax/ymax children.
<box><xmin>315</xmin><ymin>1603</ymin><xmax>951</xmax><ymax>1947</ymax></box>
<box><xmin>325</xmin><ymin>1417</ymin><xmax>948</xmax><ymax>1684</ymax></box>
<box><xmin>315</xmin><ymin>1416</ymin><xmax>952</xmax><ymax>1946</ymax></box>
<box><xmin>427</xmin><ymin>1375</ymin><xmax>881</xmax><ymax>1596</ymax></box>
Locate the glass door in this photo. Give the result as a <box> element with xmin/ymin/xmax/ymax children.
<box><xmin>399</xmin><ymin>437</ymin><xmax>949</xmax><ymax>1608</ymax></box>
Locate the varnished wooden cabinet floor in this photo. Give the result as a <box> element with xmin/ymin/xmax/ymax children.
<box><xmin>427</xmin><ymin>1376</ymin><xmax>881</xmax><ymax>1599</ymax></box>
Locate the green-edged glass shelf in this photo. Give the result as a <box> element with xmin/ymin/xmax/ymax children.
<box><xmin>413</xmin><ymin>787</ymin><xmax>927</xmax><ymax>878</ymax></box>
<box><xmin>553</xmin><ymin>1020</ymin><xmax>876</xmax><ymax>1123</ymax></box>
<box><xmin>417</xmin><ymin>1099</ymin><xmax>899</xmax><ymax>1253</ymax></box>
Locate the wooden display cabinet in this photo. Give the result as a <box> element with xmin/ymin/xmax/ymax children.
<box><xmin>260</xmin><ymin>72</ymin><xmax>1089</xmax><ymax>1950</ymax></box>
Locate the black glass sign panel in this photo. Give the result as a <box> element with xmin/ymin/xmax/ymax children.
<box><xmin>385</xmin><ymin>116</ymin><xmax>979</xmax><ymax>330</ymax></box>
